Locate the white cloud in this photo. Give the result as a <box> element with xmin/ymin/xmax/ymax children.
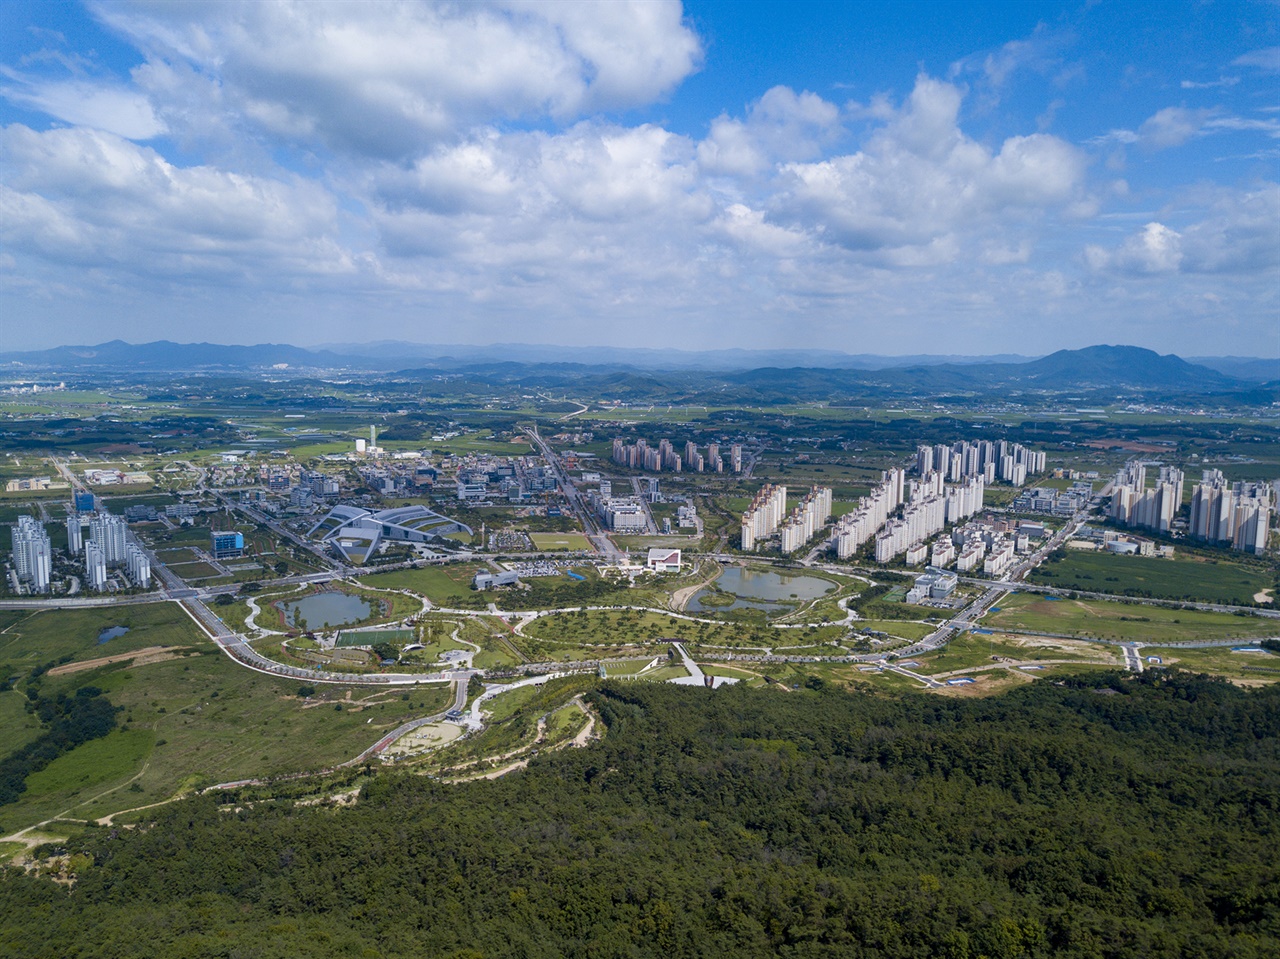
<box><xmin>1</xmin><ymin>124</ymin><xmax>350</xmax><ymax>279</ymax></box>
<box><xmin>769</xmin><ymin>75</ymin><xmax>1087</xmax><ymax>263</ymax></box>
<box><xmin>1139</xmin><ymin>107</ymin><xmax>1216</xmax><ymax>148</ymax></box>
<box><xmin>1233</xmin><ymin>47</ymin><xmax>1280</xmax><ymax>73</ymax></box>
<box><xmin>1086</xmin><ymin>222</ymin><xmax>1183</xmax><ymax>273</ymax></box>
<box><xmin>1093</xmin><ymin>106</ymin><xmax>1280</xmax><ymax>150</ymax></box>
<box><xmin>1180</xmin><ymin>76</ymin><xmax>1239</xmax><ymax>90</ymax></box>
<box><xmin>0</xmin><ymin>72</ymin><xmax>166</xmax><ymax>140</ymax></box>
<box><xmin>90</xmin><ymin>0</ymin><xmax>701</xmax><ymax>157</ymax></box>
<box><xmin>1084</xmin><ymin>184</ymin><xmax>1280</xmax><ymax>276</ymax></box>
<box><xmin>697</xmin><ymin>86</ymin><xmax>841</xmax><ymax>176</ymax></box>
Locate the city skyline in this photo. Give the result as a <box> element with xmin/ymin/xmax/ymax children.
<box><xmin>1</xmin><ymin>1</ymin><xmax>1277</xmax><ymax>356</ymax></box>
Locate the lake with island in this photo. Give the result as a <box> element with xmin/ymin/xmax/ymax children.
<box><xmin>686</xmin><ymin>567</ymin><xmax>836</xmax><ymax>614</ymax></box>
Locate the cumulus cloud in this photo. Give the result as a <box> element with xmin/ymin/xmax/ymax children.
<box><xmin>1086</xmin><ymin>222</ymin><xmax>1183</xmax><ymax>273</ymax></box>
<box><xmin>697</xmin><ymin>86</ymin><xmax>842</xmax><ymax>177</ymax></box>
<box><xmin>769</xmin><ymin>75</ymin><xmax>1087</xmax><ymax>262</ymax></box>
<box><xmin>90</xmin><ymin>0</ymin><xmax>701</xmax><ymax>157</ymax></box>
<box><xmin>1084</xmin><ymin>184</ymin><xmax>1280</xmax><ymax>276</ymax></box>
<box><xmin>0</xmin><ymin>124</ymin><xmax>350</xmax><ymax>278</ymax></box>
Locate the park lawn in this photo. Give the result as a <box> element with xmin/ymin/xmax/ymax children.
<box><xmin>150</xmin><ymin>526</ymin><xmax>218</xmax><ymax>547</ymax></box>
<box><xmin>698</xmin><ymin>663</ymin><xmax>763</xmax><ymax>683</ymax></box>
<box><xmin>0</xmin><ymin>647</ymin><xmax>453</xmax><ymax>835</ymax></box>
<box><xmin>153</xmin><ymin>546</ymin><xmax>200</xmax><ymax>563</ymax></box>
<box><xmin>544</xmin><ymin>702</ymin><xmax>588</xmax><ymax>741</ymax></box>
<box><xmin>598</xmin><ymin>658</ymin><xmax>660</xmax><ymax>676</ymax></box>
<box><xmin>523</xmin><ymin>609</ymin><xmax>796</xmax><ymax>649</ymax></box>
<box><xmin>1028</xmin><ymin>549</ymin><xmax>1275</xmax><ymax>606</ymax></box>
<box><xmin>483</xmin><ymin>683</ymin><xmax>547</xmax><ymax>722</ymax></box>
<box><xmin>982</xmin><ymin>592</ymin><xmax>1278</xmax><ymax>643</ymax></box>
<box><xmin>528</xmin><ymin>532</ymin><xmax>592</xmax><ymax>551</ymax></box>
<box><xmin>358</xmin><ymin>563</ymin><xmax>487</xmax><ymax>606</ymax></box>
<box><xmin>855</xmin><ymin>619</ymin><xmax>936</xmax><ymax>642</ymax></box>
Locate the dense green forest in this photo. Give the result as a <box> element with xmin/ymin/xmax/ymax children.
<box><xmin>2</xmin><ymin>673</ymin><xmax>1278</xmax><ymax>958</ymax></box>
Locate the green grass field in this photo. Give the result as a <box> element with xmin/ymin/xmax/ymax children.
<box><xmin>527</xmin><ymin>532</ymin><xmax>592</xmax><ymax>551</ymax></box>
<box><xmin>0</xmin><ymin>688</ymin><xmax>43</xmax><ymax>753</ymax></box>
<box><xmin>358</xmin><ymin>563</ymin><xmax>486</xmax><ymax>606</ymax></box>
<box><xmin>0</xmin><ymin>603</ymin><xmax>453</xmax><ymax>835</ymax></box>
<box><xmin>1028</xmin><ymin>549</ymin><xmax>1276</xmax><ymax>606</ymax></box>
<box><xmin>910</xmin><ymin>633</ymin><xmax>1118</xmax><ymax>675</ymax></box>
<box><xmin>982</xmin><ymin>592</ymin><xmax>1279</xmax><ymax>643</ymax></box>
<box><xmin>1145</xmin><ymin>644</ymin><xmax>1280</xmax><ymax>679</ymax></box>
<box><xmin>0</xmin><ymin>603</ymin><xmax>209</xmax><ymax>672</ymax></box>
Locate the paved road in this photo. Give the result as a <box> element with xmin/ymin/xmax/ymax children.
<box><xmin>525</xmin><ymin>425</ymin><xmax>622</xmax><ymax>561</ymax></box>
<box><xmin>343</xmin><ymin>678</ymin><xmax>470</xmax><ymax>765</ymax></box>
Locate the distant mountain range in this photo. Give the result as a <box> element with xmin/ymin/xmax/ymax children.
<box><xmin>1</xmin><ymin>340</ymin><xmax>1276</xmax><ymax>395</ymax></box>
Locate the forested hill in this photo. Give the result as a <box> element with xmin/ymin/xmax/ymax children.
<box><xmin>3</xmin><ymin>674</ymin><xmax>1279</xmax><ymax>958</ymax></box>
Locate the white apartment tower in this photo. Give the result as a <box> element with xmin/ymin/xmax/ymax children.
<box><xmin>740</xmin><ymin>484</ymin><xmax>787</xmax><ymax>550</ymax></box>
<box><xmin>125</xmin><ymin>542</ymin><xmax>151</xmax><ymax>589</ymax></box>
<box><xmin>89</xmin><ymin>511</ymin><xmax>129</xmax><ymax>565</ymax></box>
<box><xmin>11</xmin><ymin>515</ymin><xmax>52</xmax><ymax>593</ymax></box>
<box><xmin>84</xmin><ymin>540</ymin><xmax>108</xmax><ymax>591</ymax></box>
<box><xmin>1190</xmin><ymin>470</ymin><xmax>1272</xmax><ymax>555</ymax></box>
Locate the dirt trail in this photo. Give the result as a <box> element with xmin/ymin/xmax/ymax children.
<box><xmin>670</xmin><ymin>563</ymin><xmax>721</xmax><ymax>612</ymax></box>
<box><xmin>47</xmin><ymin>646</ymin><xmax>188</xmax><ymax>676</ymax></box>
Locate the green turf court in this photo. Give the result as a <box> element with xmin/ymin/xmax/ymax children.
<box><xmin>528</xmin><ymin>532</ymin><xmax>593</xmax><ymax>551</ymax></box>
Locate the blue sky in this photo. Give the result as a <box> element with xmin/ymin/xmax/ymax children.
<box><xmin>1</xmin><ymin>0</ymin><xmax>1276</xmax><ymax>357</ymax></box>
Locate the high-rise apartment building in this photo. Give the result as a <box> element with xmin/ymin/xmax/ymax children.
<box><xmin>1189</xmin><ymin>470</ymin><xmax>1272</xmax><ymax>555</ymax></box>
<box><xmin>11</xmin><ymin>515</ymin><xmax>52</xmax><ymax>593</ymax></box>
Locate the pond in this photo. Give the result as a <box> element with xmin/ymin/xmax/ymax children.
<box><xmin>279</xmin><ymin>592</ymin><xmax>374</xmax><ymax>629</ymax></box>
<box><xmin>686</xmin><ymin>567</ymin><xmax>837</xmax><ymax>614</ymax></box>
<box><xmin>97</xmin><ymin>626</ymin><xmax>129</xmax><ymax>644</ymax></box>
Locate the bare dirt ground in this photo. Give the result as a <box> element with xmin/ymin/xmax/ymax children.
<box><xmin>46</xmin><ymin>646</ymin><xmax>188</xmax><ymax>676</ymax></box>
<box><xmin>381</xmin><ymin>722</ymin><xmax>462</xmax><ymax>757</ymax></box>
<box><xmin>930</xmin><ymin>670</ymin><xmax>1034</xmax><ymax>697</ymax></box>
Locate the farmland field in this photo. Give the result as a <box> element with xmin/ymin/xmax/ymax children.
<box><xmin>1028</xmin><ymin>549</ymin><xmax>1276</xmax><ymax>606</ymax></box>
<box><xmin>982</xmin><ymin>592</ymin><xmax>1278</xmax><ymax>643</ymax></box>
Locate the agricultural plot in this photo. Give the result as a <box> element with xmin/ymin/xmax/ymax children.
<box><xmin>982</xmin><ymin>592</ymin><xmax>1278</xmax><ymax>643</ymax></box>
<box><xmin>1029</xmin><ymin>549</ymin><xmax>1276</xmax><ymax>606</ymax></box>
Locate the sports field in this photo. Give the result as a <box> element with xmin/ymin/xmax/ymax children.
<box><xmin>528</xmin><ymin>532</ymin><xmax>592</xmax><ymax>551</ymax></box>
